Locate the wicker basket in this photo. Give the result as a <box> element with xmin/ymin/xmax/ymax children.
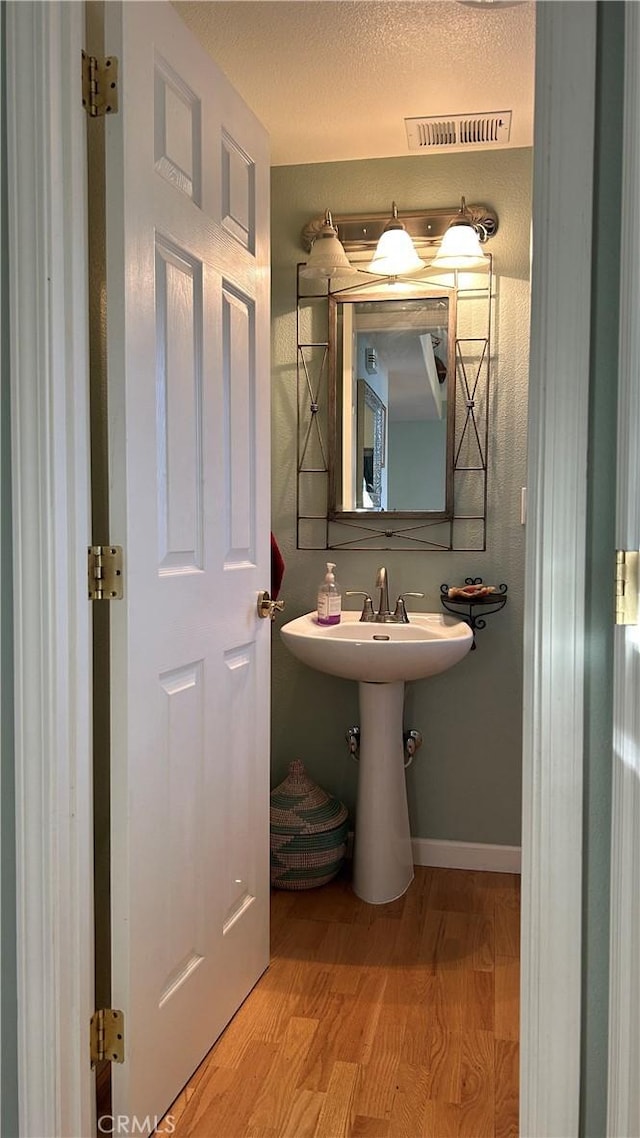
<box><xmin>270</xmin><ymin>759</ymin><xmax>349</xmax><ymax>890</ymax></box>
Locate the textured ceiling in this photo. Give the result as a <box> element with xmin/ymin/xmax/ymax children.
<box><xmin>173</xmin><ymin>0</ymin><xmax>536</xmax><ymax>166</ymax></box>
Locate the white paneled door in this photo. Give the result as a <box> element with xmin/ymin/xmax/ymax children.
<box><xmin>104</xmin><ymin>2</ymin><xmax>271</xmax><ymax>1125</ymax></box>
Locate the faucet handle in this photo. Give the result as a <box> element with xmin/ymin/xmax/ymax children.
<box><xmin>393</xmin><ymin>592</ymin><xmax>425</xmax><ymax>623</ymax></box>
<box><xmin>345</xmin><ymin>591</ymin><xmax>374</xmax><ymax>622</ymax></box>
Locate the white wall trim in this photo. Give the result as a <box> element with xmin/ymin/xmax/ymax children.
<box><xmin>608</xmin><ymin>5</ymin><xmax>640</xmax><ymax>1135</ymax></box>
<box><xmin>521</xmin><ymin>4</ymin><xmax>597</xmax><ymax>1137</ymax></box>
<box><xmin>6</xmin><ymin>4</ymin><xmax>94</xmax><ymax>1137</ymax></box>
<box><xmin>412</xmin><ymin>838</ymin><xmax>521</xmax><ymax>875</ymax></box>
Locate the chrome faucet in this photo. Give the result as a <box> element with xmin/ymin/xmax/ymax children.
<box><xmin>375</xmin><ymin>566</ymin><xmax>390</xmax><ymax>620</ymax></box>
<box><xmin>347</xmin><ymin>567</ymin><xmax>425</xmax><ymax>623</ymax></box>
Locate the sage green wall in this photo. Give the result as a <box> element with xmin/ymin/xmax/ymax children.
<box><xmin>271</xmin><ymin>148</ymin><xmax>532</xmax><ymax>846</ymax></box>
<box><xmin>0</xmin><ymin>1</ymin><xmax>19</xmax><ymax>1132</ymax></box>
<box><xmin>580</xmin><ymin>5</ymin><xmax>623</xmax><ymax>1133</ymax></box>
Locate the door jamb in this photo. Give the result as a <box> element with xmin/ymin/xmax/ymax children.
<box><xmin>6</xmin><ymin>3</ymin><xmax>94</xmax><ymax>1136</ymax></box>
<box><xmin>520</xmin><ymin>5</ymin><xmax>597</xmax><ymax>1135</ymax></box>
<box><xmin>608</xmin><ymin>5</ymin><xmax>640</xmax><ymax>1134</ymax></box>
<box><xmin>6</xmin><ymin>2</ymin><xmax>600</xmax><ymax>1135</ymax></box>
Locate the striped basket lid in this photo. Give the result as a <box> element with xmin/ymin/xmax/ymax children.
<box><xmin>270</xmin><ymin>759</ymin><xmax>348</xmax><ymax>836</ymax></box>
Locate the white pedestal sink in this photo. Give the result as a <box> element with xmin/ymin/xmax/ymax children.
<box><xmin>280</xmin><ymin>611</ymin><xmax>473</xmax><ymax>904</ymax></box>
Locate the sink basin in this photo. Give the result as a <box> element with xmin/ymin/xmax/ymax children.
<box><xmin>280</xmin><ymin>610</ymin><xmax>473</xmax><ymax>683</ymax></box>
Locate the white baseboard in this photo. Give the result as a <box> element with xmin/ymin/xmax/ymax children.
<box><xmin>345</xmin><ymin>832</ymin><xmax>521</xmax><ymax>874</ymax></box>
<box><xmin>412</xmin><ymin>837</ymin><xmax>521</xmax><ymax>874</ymax></box>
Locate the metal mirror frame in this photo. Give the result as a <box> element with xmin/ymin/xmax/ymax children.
<box><xmin>296</xmin><ymin>258</ymin><xmax>493</xmax><ymax>552</ymax></box>
<box><xmin>327</xmin><ymin>283</ymin><xmax>457</xmax><ymax>522</ymax></box>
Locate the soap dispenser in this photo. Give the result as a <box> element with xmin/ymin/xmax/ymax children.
<box><xmin>317</xmin><ymin>562</ymin><xmax>341</xmax><ymax>625</ymax></box>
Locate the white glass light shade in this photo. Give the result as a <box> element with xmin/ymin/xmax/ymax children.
<box><xmin>299</xmin><ymin>226</ymin><xmax>356</xmax><ymax>279</ymax></box>
<box><xmin>430</xmin><ymin>222</ymin><xmax>489</xmax><ymax>269</ymax></box>
<box><xmin>369</xmin><ymin>228</ymin><xmax>425</xmax><ymax>276</ymax></box>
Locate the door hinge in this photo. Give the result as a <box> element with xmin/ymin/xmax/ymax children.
<box><xmin>88</xmin><ymin>545</ymin><xmax>124</xmax><ymax>601</ymax></box>
<box><xmin>615</xmin><ymin>549</ymin><xmax>639</xmax><ymax>626</ymax></box>
<box><xmin>90</xmin><ymin>1009</ymin><xmax>125</xmax><ymax>1067</ymax></box>
<box><xmin>82</xmin><ymin>52</ymin><xmax>119</xmax><ymax>118</ymax></box>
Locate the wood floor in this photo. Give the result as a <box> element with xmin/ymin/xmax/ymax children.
<box><xmin>160</xmin><ymin>866</ymin><xmax>520</xmax><ymax>1138</ymax></box>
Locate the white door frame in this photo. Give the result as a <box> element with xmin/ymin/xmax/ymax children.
<box><xmin>608</xmin><ymin>5</ymin><xmax>640</xmax><ymax>1135</ymax></box>
<box><xmin>5</xmin><ymin>2</ymin><xmax>604</xmax><ymax>1136</ymax></box>
<box><xmin>520</xmin><ymin>4</ymin><xmax>597</xmax><ymax>1135</ymax></box>
<box><xmin>6</xmin><ymin>4</ymin><xmax>94</xmax><ymax>1136</ymax></box>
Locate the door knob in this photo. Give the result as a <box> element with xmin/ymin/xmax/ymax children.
<box><xmin>257</xmin><ymin>590</ymin><xmax>285</xmax><ymax>620</ymax></box>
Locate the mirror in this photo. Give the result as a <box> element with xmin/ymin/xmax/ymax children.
<box><xmin>328</xmin><ymin>285</ymin><xmax>457</xmax><ymax>519</ymax></box>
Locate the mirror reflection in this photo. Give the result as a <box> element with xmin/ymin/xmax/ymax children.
<box><xmin>330</xmin><ymin>288</ymin><xmax>457</xmax><ymax>518</ymax></box>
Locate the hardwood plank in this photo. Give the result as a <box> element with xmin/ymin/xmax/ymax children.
<box><xmin>438</xmin><ymin>911</ymin><xmax>470</xmax><ymax>971</ymax></box>
<box><xmin>280</xmin><ymin>1089</ymin><xmax>325</xmax><ymax>1138</ymax></box>
<box><xmin>495</xmin><ymin>954</ymin><xmax>520</xmax><ymax>1041</ymax></box>
<box><xmin>495</xmin><ymin>1038</ymin><xmax>520</xmax><ymax>1138</ymax></box>
<box><xmin>319</xmin><ymin>920</ymin><xmax>372</xmax><ymax>995</ymax></box>
<box><xmin>399</xmin><ymin>990</ymin><xmax>431</xmax><ymax>1067</ymax></box>
<box><xmin>354</xmin><ymin>994</ymin><xmax>407</xmax><ymax>1118</ymax></box>
<box><xmin>282</xmin><ymin>871</ymin><xmax>357</xmax><ymax>925</ymax></box>
<box><xmin>270</xmin><ymin>913</ymin><xmax>333</xmax><ymax>960</ymax></box>
<box><xmin>269</xmin><ymin>886</ymin><xmax>296</xmax><ymax>925</ymax></box>
<box><xmin>458</xmin><ymin>1029</ymin><xmax>495</xmax><ymax>1138</ymax></box>
<box><xmin>204</xmin><ymin>982</ymin><xmax>295</xmax><ymax>1067</ymax></box>
<box><xmin>297</xmin><ymin>992</ymin><xmax>349</xmax><ymax>1091</ymax></box>
<box><xmin>312</xmin><ymin>1060</ymin><xmax>360</xmax><ymax>1137</ymax></box>
<box><xmin>293</xmin><ymin>966</ymin><xmax>335</xmax><ymax>1019</ymax></box>
<box><xmin>161</xmin><ymin>1080</ymin><xmax>202</xmax><ymax>1133</ymax></box>
<box><xmin>399</xmin><ymin>986</ymin><xmax>461</xmax><ymax>1103</ymax></box>
<box><xmin>422</xmin><ymin>1099</ymin><xmax>461</xmax><ymax>1137</ymax></box>
<box><xmin>246</xmin><ymin>1015</ymin><xmax>318</xmax><ymax>1134</ymax></box>
<box><xmin>334</xmin><ymin>971</ymin><xmax>387</xmax><ymax>1065</ymax></box>
<box><xmin>428</xmin><ymin>869</ymin><xmax>487</xmax><ymax>914</ymax></box>
<box><xmin>468</xmin><ymin>912</ymin><xmax>495</xmax><ymax>972</ymax></box>
<box><xmin>495</xmin><ymin>897</ymin><xmax>521</xmax><ymax>957</ymax></box>
<box><xmin>419</xmin><ymin>908</ymin><xmax>470</xmax><ymax>1025</ymax></box>
<box><xmin>160</xmin><ymin>1064</ymin><xmax>234</xmax><ymax>1135</ymax></box>
<box><xmin>351</xmin><ymin>1114</ymin><xmax>391</xmax><ymax>1137</ymax></box>
<box><xmin>297</xmin><ymin>972</ymin><xmax>387</xmax><ymax>1091</ymax></box>
<box><xmin>419</xmin><ymin>909</ymin><xmax>449</xmax><ymax>973</ymax></box>
<box><xmin>421</xmin><ymin>1024</ymin><xmax>462</xmax><ymax>1104</ymax></box>
<box><xmin>387</xmin><ymin>1061</ymin><xmax>431</xmax><ymax>1136</ymax></box>
<box><xmin>353</xmin><ymin>890</ymin><xmax>408</xmax><ymax>925</ymax></box>
<box><xmin>463</xmin><ymin>969</ymin><xmax>495</xmax><ymax>1032</ymax></box>
<box><xmin>391</xmin><ymin>867</ymin><xmax>434</xmax><ymax>964</ymax></box>
<box><xmin>361</xmin><ymin>916</ymin><xmax>402</xmax><ymax>968</ymax></box>
<box><xmin>179</xmin><ymin>1041</ymin><xmax>277</xmax><ymax>1137</ymax></box>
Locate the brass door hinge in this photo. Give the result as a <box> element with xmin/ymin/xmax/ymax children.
<box><xmin>82</xmin><ymin>52</ymin><xmax>119</xmax><ymax>117</ymax></box>
<box><xmin>88</xmin><ymin>545</ymin><xmax>123</xmax><ymax>601</ymax></box>
<box><xmin>90</xmin><ymin>1009</ymin><xmax>125</xmax><ymax>1067</ymax></box>
<box><xmin>615</xmin><ymin>549</ymin><xmax>639</xmax><ymax>626</ymax></box>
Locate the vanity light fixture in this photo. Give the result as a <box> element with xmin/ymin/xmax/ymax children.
<box><xmin>299</xmin><ymin>209</ymin><xmax>357</xmax><ymax>279</ymax></box>
<box><xmin>300</xmin><ymin>201</ymin><xmax>498</xmax><ymax>269</ymax></box>
<box><xmin>430</xmin><ymin>196</ymin><xmax>491</xmax><ymax>269</ymax></box>
<box><xmin>368</xmin><ymin>202</ymin><xmax>426</xmax><ymax>277</ymax></box>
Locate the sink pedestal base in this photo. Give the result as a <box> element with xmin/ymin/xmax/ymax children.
<box><xmin>352</xmin><ymin>680</ymin><xmax>414</xmax><ymax>904</ymax></box>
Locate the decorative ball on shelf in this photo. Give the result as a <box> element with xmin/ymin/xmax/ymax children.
<box><xmin>270</xmin><ymin>759</ymin><xmax>349</xmax><ymax>890</ymax></box>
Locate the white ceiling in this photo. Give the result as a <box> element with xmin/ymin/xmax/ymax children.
<box><xmin>173</xmin><ymin>0</ymin><xmax>536</xmax><ymax>166</ymax></box>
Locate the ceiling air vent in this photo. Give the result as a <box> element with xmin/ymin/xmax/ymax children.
<box><xmin>405</xmin><ymin>111</ymin><xmax>512</xmax><ymax>151</ymax></box>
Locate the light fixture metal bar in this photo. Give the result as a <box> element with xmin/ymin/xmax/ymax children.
<box><xmin>301</xmin><ymin>203</ymin><xmax>498</xmax><ymax>253</ymax></box>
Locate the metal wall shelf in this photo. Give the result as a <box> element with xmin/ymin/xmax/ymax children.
<box><xmin>440</xmin><ymin>579</ymin><xmax>508</xmax><ymax>648</ymax></box>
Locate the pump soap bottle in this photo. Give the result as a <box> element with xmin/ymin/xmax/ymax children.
<box><xmin>317</xmin><ymin>562</ymin><xmax>341</xmax><ymax>625</ymax></box>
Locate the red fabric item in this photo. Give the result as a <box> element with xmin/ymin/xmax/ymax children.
<box><xmin>271</xmin><ymin>532</ymin><xmax>285</xmax><ymax>600</ymax></box>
